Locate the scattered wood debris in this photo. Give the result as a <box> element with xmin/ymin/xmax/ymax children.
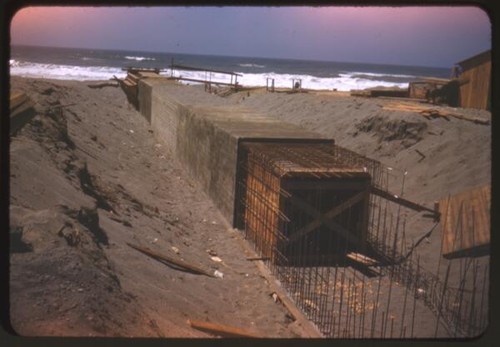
<box><xmin>383</xmin><ymin>102</ymin><xmax>490</xmax><ymax>125</ymax></box>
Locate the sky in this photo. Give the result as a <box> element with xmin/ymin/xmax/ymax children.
<box><xmin>10</xmin><ymin>6</ymin><xmax>491</xmax><ymax>68</ymax></box>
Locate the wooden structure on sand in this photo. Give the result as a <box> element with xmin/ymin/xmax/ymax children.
<box><xmin>439</xmin><ymin>184</ymin><xmax>490</xmax><ymax>259</ymax></box>
<box><xmin>455</xmin><ymin>50</ymin><xmax>491</xmax><ymax>110</ymax></box>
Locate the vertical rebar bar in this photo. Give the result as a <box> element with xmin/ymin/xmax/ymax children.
<box><xmin>478</xmin><ymin>263</ymin><xmax>488</xmax><ymax>335</ymax></box>
<box><xmin>371</xmin><ymin>272</ymin><xmax>382</xmax><ymax>338</ymax></box>
<box><xmin>353</xmin><ymin>280</ymin><xmax>357</xmax><ymax>338</ymax></box>
<box><xmin>360</xmin><ymin>275</ymin><xmax>366</xmax><ymax>338</ymax></box>
<box><xmin>411</xmin><ymin>255</ymin><xmax>420</xmax><ymax>338</ymax></box>
<box><xmin>381</xmin><ymin>311</ymin><xmax>386</xmax><ymax>338</ymax></box>
<box><xmin>400</xmin><ymin>258</ymin><xmax>409</xmax><ymax>338</ymax></box>
<box><xmin>468</xmin><ymin>258</ymin><xmax>478</xmax><ymax>337</ymax></box>
<box><xmin>360</xmin><ymin>289</ymin><xmax>366</xmax><ymax>338</ymax></box>
<box><xmin>338</xmin><ymin>272</ymin><xmax>345</xmax><ymax>337</ymax></box>
<box><xmin>390</xmin><ymin>316</ymin><xmax>394</xmax><ymax>338</ymax></box>
<box><xmin>346</xmin><ymin>278</ymin><xmax>352</xmax><ymax>337</ymax></box>
<box><xmin>435</xmin><ymin>262</ymin><xmax>451</xmax><ymax>337</ymax></box>
<box><xmin>384</xmin><ymin>277</ymin><xmax>393</xmax><ymax>338</ymax></box>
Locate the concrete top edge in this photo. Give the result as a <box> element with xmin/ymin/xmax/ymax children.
<box><xmin>147</xmin><ymin>79</ymin><xmax>332</xmax><ymax>141</ymax></box>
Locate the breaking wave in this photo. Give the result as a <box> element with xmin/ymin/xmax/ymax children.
<box><xmin>9</xmin><ymin>60</ymin><xmax>126</xmax><ymax>81</ymax></box>
<box><xmin>124</xmin><ymin>56</ymin><xmax>156</xmax><ymax>61</ymax></box>
<box><xmin>238</xmin><ymin>63</ymin><xmax>265</xmax><ymax>68</ymax></box>
<box><xmin>10</xmin><ymin>58</ymin><xmax>411</xmax><ymax>90</ymax></box>
<box><xmin>172</xmin><ymin>69</ymin><xmax>410</xmax><ymax>91</ymax></box>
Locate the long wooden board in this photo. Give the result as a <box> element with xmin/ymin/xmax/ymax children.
<box><xmin>187</xmin><ymin>319</ymin><xmax>260</xmax><ymax>338</ymax></box>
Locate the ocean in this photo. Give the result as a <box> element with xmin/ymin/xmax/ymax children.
<box><xmin>10</xmin><ymin>45</ymin><xmax>451</xmax><ymax>91</ymax></box>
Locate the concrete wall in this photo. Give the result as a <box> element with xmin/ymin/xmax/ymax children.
<box><xmin>137</xmin><ymin>78</ymin><xmax>333</xmax><ymax>225</ymax></box>
<box><xmin>176</xmin><ymin>105</ymin><xmax>239</xmax><ymax>221</ymax></box>
<box><xmin>137</xmin><ymin>79</ymin><xmax>153</xmax><ymax>123</ymax></box>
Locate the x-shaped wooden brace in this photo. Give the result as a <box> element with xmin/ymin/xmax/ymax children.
<box><xmin>287</xmin><ymin>190</ymin><xmax>368</xmax><ymax>247</ymax></box>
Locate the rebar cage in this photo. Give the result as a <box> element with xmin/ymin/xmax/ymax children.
<box><xmin>235</xmin><ymin>141</ymin><xmax>488</xmax><ymax>338</ymax></box>
<box><xmin>238</xmin><ymin>142</ymin><xmax>372</xmax><ymax>266</ymax></box>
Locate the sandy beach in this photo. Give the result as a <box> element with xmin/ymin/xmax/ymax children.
<box><xmin>8</xmin><ymin>76</ymin><xmax>491</xmax><ymax>338</ymax></box>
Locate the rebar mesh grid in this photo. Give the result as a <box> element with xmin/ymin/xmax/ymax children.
<box><xmin>236</xmin><ymin>142</ymin><xmax>488</xmax><ymax>338</ymax></box>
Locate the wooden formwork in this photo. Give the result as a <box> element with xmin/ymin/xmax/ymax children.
<box><xmin>456</xmin><ymin>50</ymin><xmax>491</xmax><ymax>110</ymax></box>
<box><xmin>439</xmin><ymin>184</ymin><xmax>490</xmax><ymax>258</ymax></box>
<box><xmin>239</xmin><ymin>142</ymin><xmax>372</xmax><ymax>266</ymax></box>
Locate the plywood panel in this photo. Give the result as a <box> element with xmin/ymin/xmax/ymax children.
<box><xmin>459</xmin><ymin>60</ymin><xmax>491</xmax><ymax>110</ymax></box>
<box><xmin>439</xmin><ymin>185</ymin><xmax>490</xmax><ymax>258</ymax></box>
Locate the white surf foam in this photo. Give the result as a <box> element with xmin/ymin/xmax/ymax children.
<box><xmin>9</xmin><ymin>60</ymin><xmax>126</xmax><ymax>81</ymax></box>
<box><xmin>10</xmin><ymin>60</ymin><xmax>409</xmax><ymax>90</ymax></box>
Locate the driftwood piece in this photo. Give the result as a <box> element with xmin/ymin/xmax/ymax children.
<box><xmin>126</xmin><ymin>242</ymin><xmax>215</xmax><ymax>278</ymax></box>
<box><xmin>87</xmin><ymin>82</ymin><xmax>119</xmax><ymax>89</ymax></box>
<box><xmin>187</xmin><ymin>319</ymin><xmax>260</xmax><ymax>338</ymax></box>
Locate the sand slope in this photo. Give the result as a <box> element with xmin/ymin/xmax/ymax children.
<box><xmin>9</xmin><ymin>77</ymin><xmax>307</xmax><ymax>337</ymax></box>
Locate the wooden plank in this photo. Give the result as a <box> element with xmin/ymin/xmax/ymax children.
<box><xmin>126</xmin><ymin>242</ymin><xmax>216</xmax><ymax>278</ymax></box>
<box><xmin>187</xmin><ymin>319</ymin><xmax>260</xmax><ymax>338</ymax></box>
<box><xmin>370</xmin><ymin>186</ymin><xmax>438</xmax><ymax>215</ymax></box>
<box><xmin>346</xmin><ymin>252</ymin><xmax>378</xmax><ymax>266</ymax></box>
